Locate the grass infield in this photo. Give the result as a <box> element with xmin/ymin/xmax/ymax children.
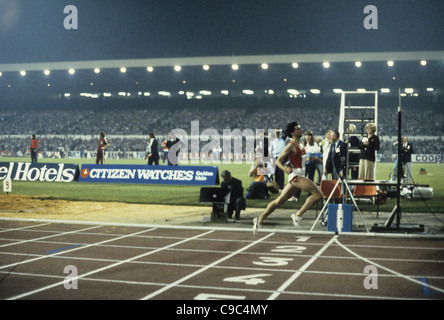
<box><xmin>1</xmin><ymin>157</ymin><xmax>443</xmax><ymax>214</ymax></box>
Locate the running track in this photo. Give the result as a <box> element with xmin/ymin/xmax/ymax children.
<box><xmin>1</xmin><ymin>219</ymin><xmax>443</xmax><ymax>301</ymax></box>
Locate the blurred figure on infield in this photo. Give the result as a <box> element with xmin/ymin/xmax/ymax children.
<box><xmin>30</xmin><ymin>134</ymin><xmax>39</xmax><ymax>163</ymax></box>
<box><xmin>166</xmin><ymin>132</ymin><xmax>181</xmax><ymax>165</ymax></box>
<box><xmin>96</xmin><ymin>131</ymin><xmax>110</xmax><ymax>164</ymax></box>
<box><xmin>162</xmin><ymin>138</ymin><xmax>169</xmax><ymax>164</ymax></box>
<box><xmin>145</xmin><ymin>133</ymin><xmax>159</xmax><ymax>165</ymax></box>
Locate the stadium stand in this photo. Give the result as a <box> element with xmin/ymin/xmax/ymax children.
<box><xmin>0</xmin><ymin>95</ymin><xmax>443</xmax><ymax>159</ymax></box>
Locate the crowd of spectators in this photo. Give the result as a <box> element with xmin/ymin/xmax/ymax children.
<box><xmin>1</xmin><ymin>97</ymin><xmax>442</xmax><ymax>160</ymax></box>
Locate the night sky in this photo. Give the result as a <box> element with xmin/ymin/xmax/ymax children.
<box><xmin>1</xmin><ymin>0</ymin><xmax>443</xmax><ymax>64</ymax></box>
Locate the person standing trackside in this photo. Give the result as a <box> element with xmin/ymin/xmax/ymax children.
<box><xmin>358</xmin><ymin>123</ymin><xmax>379</xmax><ymax>180</ymax></box>
<box><xmin>321</xmin><ymin>130</ymin><xmax>332</xmax><ymax>180</ymax></box>
<box><xmin>145</xmin><ymin>133</ymin><xmax>159</xmax><ymax>165</ymax></box>
<box><xmin>272</xmin><ymin>129</ymin><xmax>286</xmax><ymax>191</ymax></box>
<box><xmin>324</xmin><ymin>130</ymin><xmax>347</xmax><ymax>180</ymax></box>
<box><xmin>96</xmin><ymin>131</ymin><xmax>110</xmax><ymax>165</ymax></box>
<box><xmin>30</xmin><ymin>134</ymin><xmax>39</xmax><ymax>163</ymax></box>
<box><xmin>399</xmin><ymin>136</ymin><xmax>414</xmax><ymax>184</ymax></box>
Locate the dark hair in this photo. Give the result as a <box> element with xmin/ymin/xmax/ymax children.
<box><xmin>332</xmin><ymin>130</ymin><xmax>340</xmax><ymax>139</ymax></box>
<box><xmin>285</xmin><ymin>121</ymin><xmax>299</xmax><ymax>137</ymax></box>
<box><xmin>221</xmin><ymin>170</ymin><xmax>231</xmax><ymax>178</ymax></box>
<box><xmin>149</xmin><ymin>132</ymin><xmax>155</xmax><ymax>138</ymax></box>
<box><xmin>99</xmin><ymin>131</ymin><xmax>105</xmax><ymax>138</ymax></box>
<box><xmin>304</xmin><ymin>131</ymin><xmax>314</xmax><ymax>146</ymax></box>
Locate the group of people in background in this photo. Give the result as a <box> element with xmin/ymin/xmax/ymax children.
<box><xmin>224</xmin><ymin>120</ymin><xmax>416</xmax><ymax>229</ymax></box>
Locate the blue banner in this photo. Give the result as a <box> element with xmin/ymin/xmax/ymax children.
<box><xmin>0</xmin><ymin>162</ymin><xmax>79</xmax><ymax>182</ymax></box>
<box><xmin>78</xmin><ymin>164</ymin><xmax>219</xmax><ymax>185</ymax></box>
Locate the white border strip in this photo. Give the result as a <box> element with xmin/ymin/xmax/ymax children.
<box><xmin>1</xmin><ymin>217</ymin><xmax>443</xmax><ymax>239</ymax></box>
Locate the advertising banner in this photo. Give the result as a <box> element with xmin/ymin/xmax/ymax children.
<box><xmin>0</xmin><ymin>162</ymin><xmax>79</xmax><ymax>182</ymax></box>
<box><xmin>392</xmin><ymin>154</ymin><xmax>442</xmax><ymax>163</ymax></box>
<box><xmin>78</xmin><ymin>164</ymin><xmax>219</xmax><ymax>185</ymax></box>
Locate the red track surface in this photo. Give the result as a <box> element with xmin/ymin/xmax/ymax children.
<box><xmin>1</xmin><ymin>220</ymin><xmax>443</xmax><ymax>301</ymax></box>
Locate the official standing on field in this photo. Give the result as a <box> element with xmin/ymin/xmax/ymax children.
<box><xmin>96</xmin><ymin>131</ymin><xmax>110</xmax><ymax>164</ymax></box>
<box><xmin>145</xmin><ymin>133</ymin><xmax>159</xmax><ymax>165</ymax></box>
<box><xmin>399</xmin><ymin>136</ymin><xmax>414</xmax><ymax>184</ymax></box>
<box><xmin>30</xmin><ymin>134</ymin><xmax>39</xmax><ymax>163</ymax></box>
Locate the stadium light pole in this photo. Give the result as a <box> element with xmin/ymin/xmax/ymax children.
<box><xmin>378</xmin><ymin>88</ymin><xmax>403</xmax><ymax>229</ymax></box>
<box><xmin>395</xmin><ymin>88</ymin><xmax>402</xmax><ymax>227</ymax></box>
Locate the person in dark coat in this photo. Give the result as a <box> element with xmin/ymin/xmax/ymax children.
<box><xmin>399</xmin><ymin>136</ymin><xmax>414</xmax><ymax>183</ymax></box>
<box><xmin>324</xmin><ymin>130</ymin><xmax>348</xmax><ymax>180</ymax></box>
<box><xmin>220</xmin><ymin>170</ymin><xmax>246</xmax><ymax>220</ymax></box>
<box><xmin>145</xmin><ymin>133</ymin><xmax>159</xmax><ymax>165</ymax></box>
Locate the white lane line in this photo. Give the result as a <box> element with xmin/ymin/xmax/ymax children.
<box><xmin>0</xmin><ymin>222</ymin><xmax>52</xmax><ymax>234</ymax></box>
<box><xmin>334</xmin><ymin>237</ymin><xmax>444</xmax><ymax>294</ymax></box>
<box><xmin>140</xmin><ymin>232</ymin><xmax>276</xmax><ymax>300</ymax></box>
<box><xmin>267</xmin><ymin>235</ymin><xmax>338</xmax><ymax>300</ymax></box>
<box><xmin>7</xmin><ymin>229</ymin><xmax>214</xmax><ymax>300</ymax></box>
<box><xmin>0</xmin><ymin>225</ymin><xmax>101</xmax><ymax>250</ymax></box>
<box><xmin>0</xmin><ymin>225</ymin><xmax>151</xmax><ymax>272</ymax></box>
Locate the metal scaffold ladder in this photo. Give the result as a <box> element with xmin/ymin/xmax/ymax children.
<box><xmin>338</xmin><ymin>90</ymin><xmax>378</xmax><ymax>179</ymax></box>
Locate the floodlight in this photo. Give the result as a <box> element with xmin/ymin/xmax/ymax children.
<box><xmin>147</xmin><ymin>66</ymin><xmax>154</xmax><ymax>72</ymax></box>
<box><xmin>202</xmin><ymin>65</ymin><xmax>210</xmax><ymax>71</ymax></box>
<box><xmin>310</xmin><ymin>89</ymin><xmax>321</xmax><ymax>94</ymax></box>
<box><xmin>381</xmin><ymin>88</ymin><xmax>390</xmax><ymax>93</ymax></box>
<box><xmin>287</xmin><ymin>89</ymin><xmax>299</xmax><ymax>95</ymax></box>
<box><xmin>20</xmin><ymin>70</ymin><xmax>26</xmax><ymax>76</ymax></box>
<box><xmin>426</xmin><ymin>88</ymin><xmax>434</xmax><ymax>92</ymax></box>
<box><xmin>291</xmin><ymin>63</ymin><xmax>299</xmax><ymax>69</ymax></box>
<box><xmin>68</xmin><ymin>68</ymin><xmax>75</xmax><ymax>74</ymax></box>
<box><xmin>405</xmin><ymin>88</ymin><xmax>414</xmax><ymax>94</ymax></box>
<box><xmin>174</xmin><ymin>65</ymin><xmax>181</xmax><ymax>72</ymax></box>
<box><xmin>94</xmin><ymin>68</ymin><xmax>100</xmax><ymax>74</ymax></box>
<box><xmin>261</xmin><ymin>63</ymin><xmax>268</xmax><ymax>70</ymax></box>
<box><xmin>242</xmin><ymin>89</ymin><xmax>254</xmax><ymax>95</ymax></box>
<box><xmin>333</xmin><ymin>89</ymin><xmax>343</xmax><ymax>93</ymax></box>
<box><xmin>420</xmin><ymin>60</ymin><xmax>427</xmax><ymax>66</ymax></box>
<box><xmin>44</xmin><ymin>69</ymin><xmax>51</xmax><ymax>75</ymax></box>
<box><xmin>120</xmin><ymin>67</ymin><xmax>127</xmax><ymax>73</ymax></box>
<box><xmin>231</xmin><ymin>64</ymin><xmax>239</xmax><ymax>70</ymax></box>
<box><xmin>322</xmin><ymin>62</ymin><xmax>330</xmax><ymax>68</ymax></box>
<box><xmin>387</xmin><ymin>61</ymin><xmax>394</xmax><ymax>67</ymax></box>
<box><xmin>355</xmin><ymin>61</ymin><xmax>362</xmax><ymax>67</ymax></box>
<box><xmin>221</xmin><ymin>90</ymin><xmax>229</xmax><ymax>95</ymax></box>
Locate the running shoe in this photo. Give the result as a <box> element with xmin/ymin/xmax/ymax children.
<box><xmin>291</xmin><ymin>213</ymin><xmax>302</xmax><ymax>227</ymax></box>
<box><xmin>252</xmin><ymin>217</ymin><xmax>260</xmax><ymax>236</ymax></box>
